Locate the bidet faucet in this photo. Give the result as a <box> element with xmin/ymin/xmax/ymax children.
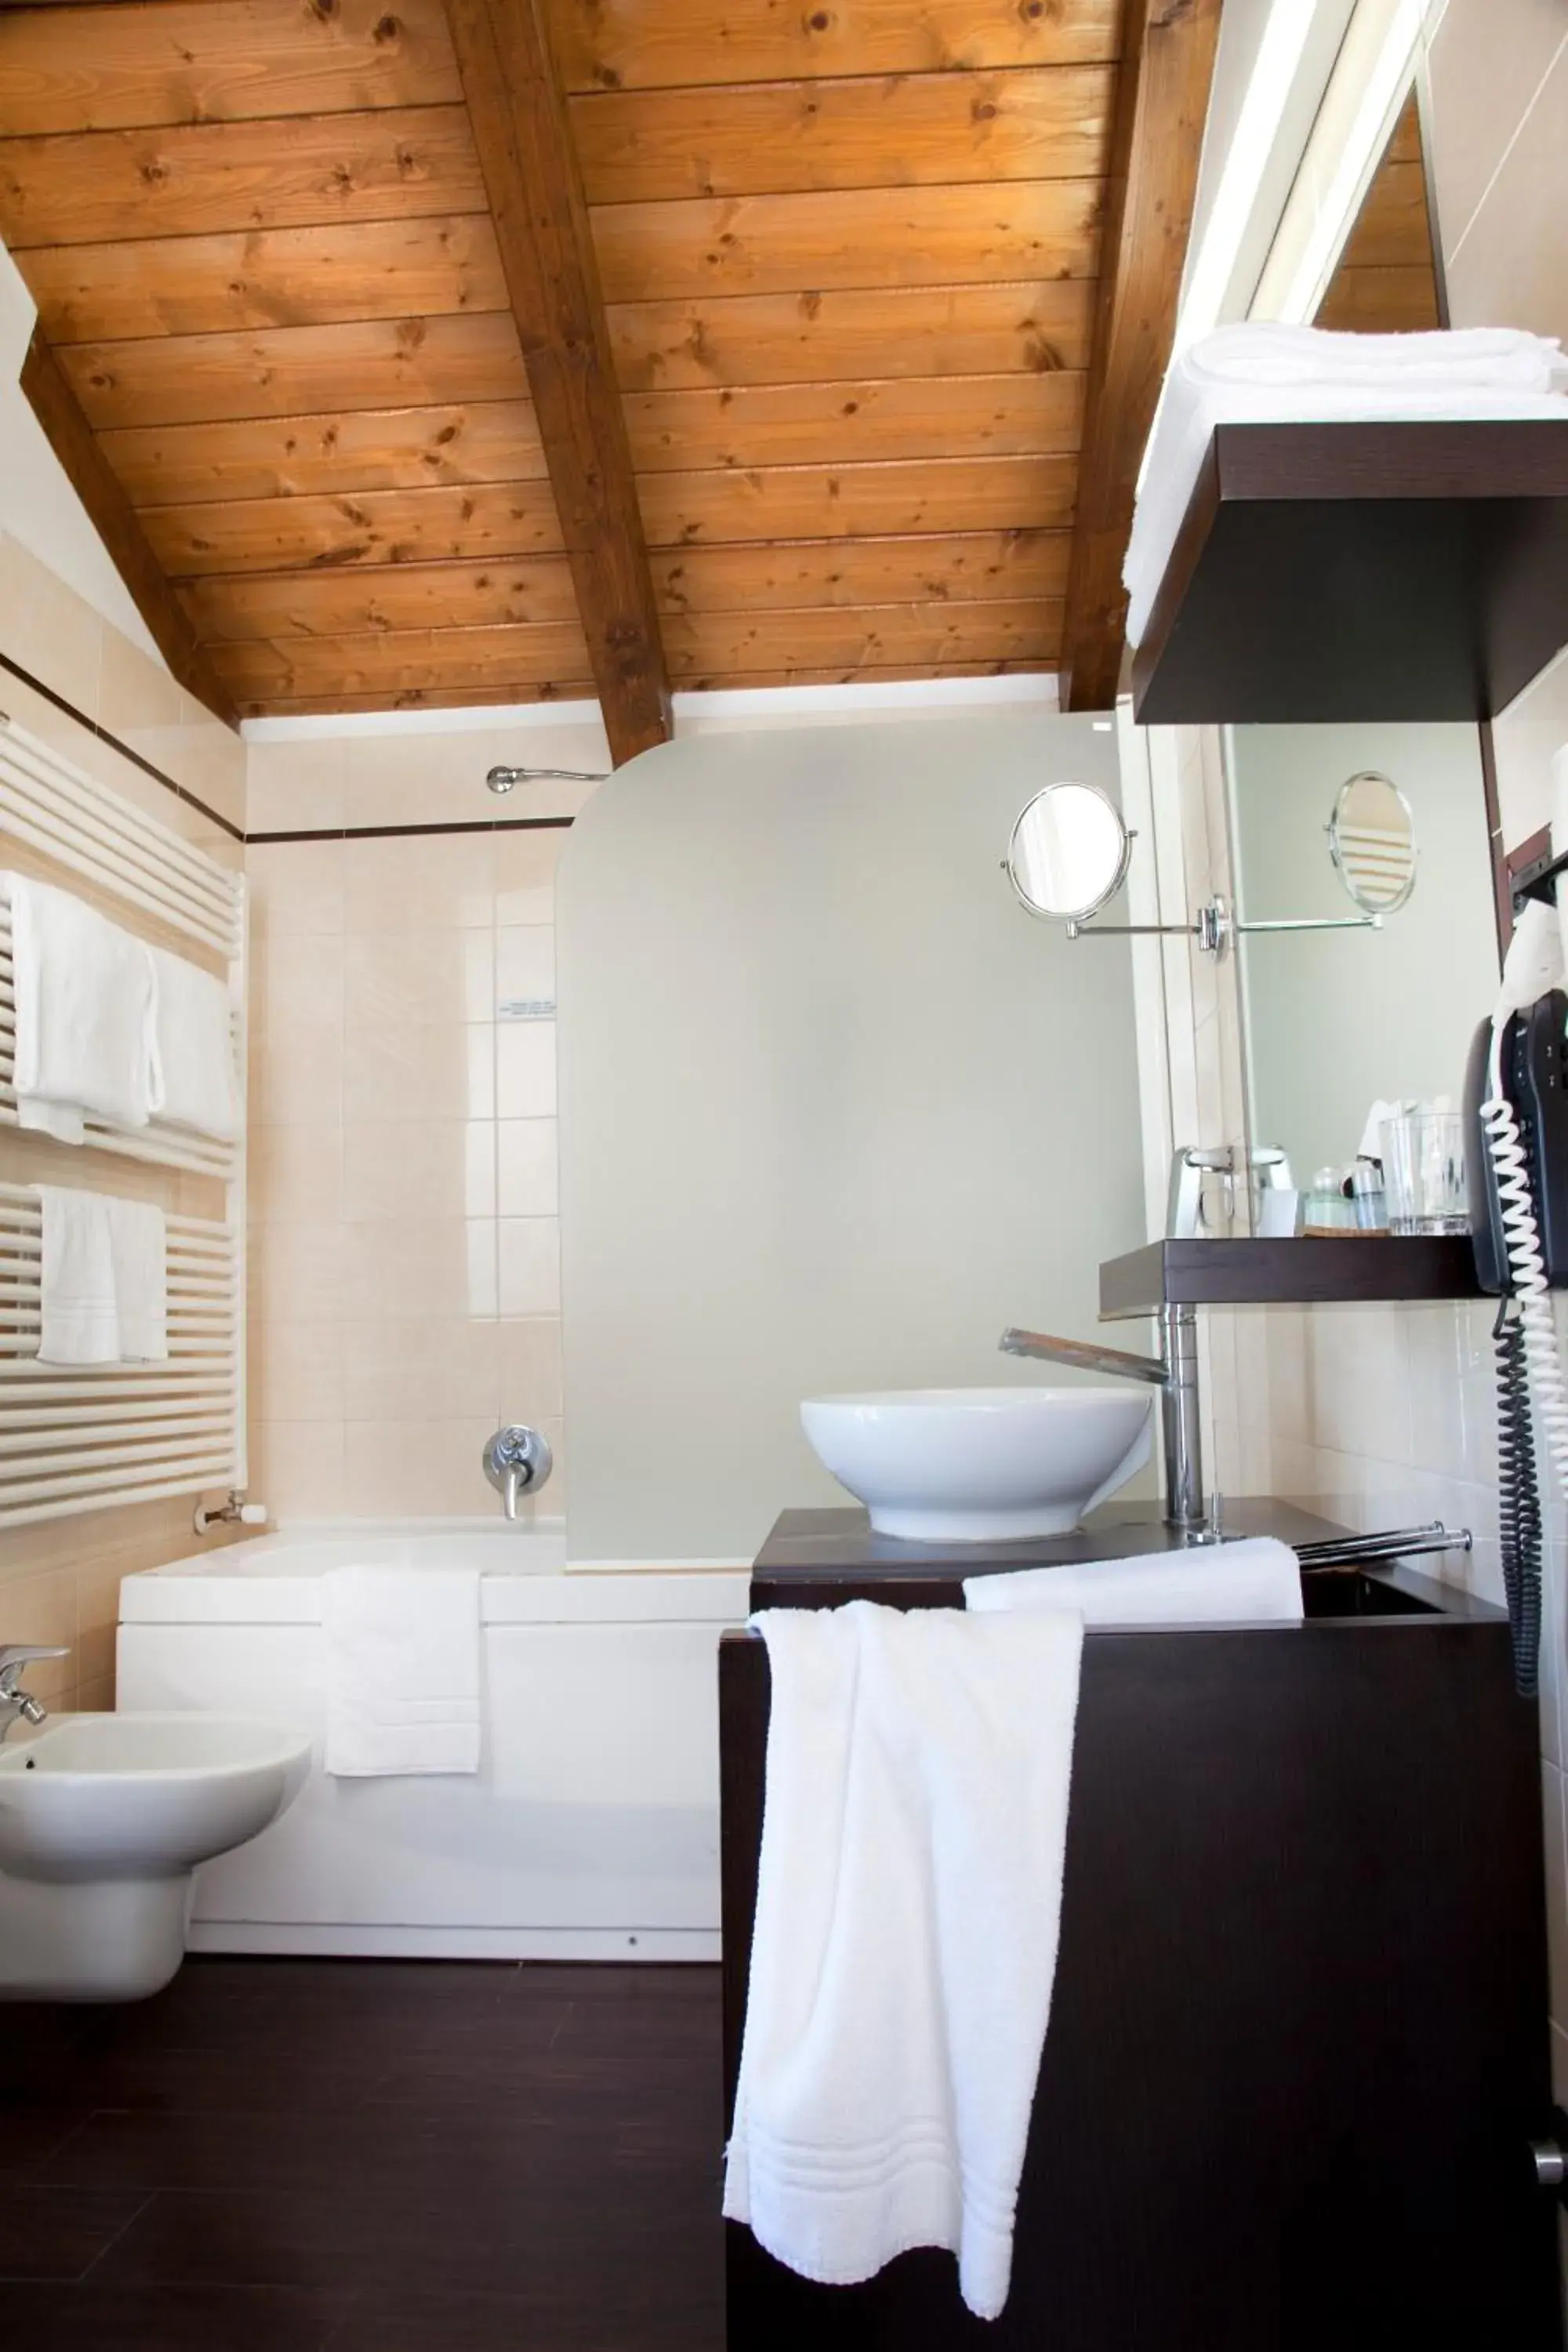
<box><xmin>482</xmin><ymin>1425</ymin><xmax>554</xmax><ymax>1520</ymax></box>
<box><xmin>1000</xmin><ymin>1302</ymin><xmax>1205</xmax><ymax>1531</ymax></box>
<box><xmin>0</xmin><ymin>1646</ymin><xmax>68</xmax><ymax>1740</ymax></box>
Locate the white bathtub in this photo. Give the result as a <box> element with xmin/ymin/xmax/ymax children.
<box><xmin>117</xmin><ymin>1526</ymin><xmax>750</xmax><ymax>1962</ymax></box>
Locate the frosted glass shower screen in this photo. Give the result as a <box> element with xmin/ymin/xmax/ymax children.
<box><xmin>555</xmin><ymin>711</ymin><xmax>1147</xmax><ymax>1564</ymax></box>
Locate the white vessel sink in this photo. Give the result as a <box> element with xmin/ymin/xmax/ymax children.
<box><xmin>801</xmin><ymin>1387</ymin><xmax>1154</xmax><ymax>1542</ymax></box>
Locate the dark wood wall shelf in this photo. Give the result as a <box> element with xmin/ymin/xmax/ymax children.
<box><xmin>1130</xmin><ymin>419</ymin><xmax>1568</xmax><ymax>724</ymax></box>
<box><xmin>1099</xmin><ymin>1235</ymin><xmax>1484</xmax><ymax>1319</ymax></box>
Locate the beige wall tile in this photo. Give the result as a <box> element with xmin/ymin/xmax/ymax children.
<box><xmin>341</xmin><ymin>1216</ymin><xmax>499</xmax><ymax>1320</ymax></box>
<box><xmin>248</xmin><ymin>1319</ymin><xmax>345</xmax><ymax>1423</ymax></box>
<box><xmin>500</xmin><ymin>1315</ymin><xmax>564</xmax><ymax>1422</ymax></box>
<box><xmin>247</xmin><ymin>739</ymin><xmax>347</xmax><ymax>834</ymax></box>
<box><xmin>172</xmin><ymin>689</ymin><xmax>246</xmax><ymax>833</ymax></box>
<box><xmin>496</xmin><ymin>926</ymin><xmax>555</xmax><ymax>1007</ymax></box>
<box><xmin>339</xmin><ymin>1414</ymin><xmax>500</xmax><ymax>1517</ymax></box>
<box><xmin>249</xmin><ymin>1034</ymin><xmax>344</xmax><ymax>1127</ymax></box>
<box><xmin>249</xmin><ymin>1121</ymin><xmax>345</xmax><ymax>1225</ymax></box>
<box><xmin>499</xmin><ymin>1216</ymin><xmax>561</xmax><ymax>1316</ymax></box>
<box><xmin>1443</xmin><ymin>33</ymin><xmax>1568</xmax><ymax>343</ymax></box>
<box><xmin>343</xmin><ymin>833</ymin><xmax>497</xmax><ymax>932</ymax></box>
<box><xmin>250</xmin><ymin>1419</ymin><xmax>347</xmax><ymax>1518</ymax></box>
<box><xmin>247</xmin><ymin>841</ymin><xmax>346</xmax><ymax>938</ymax></box>
<box><xmin>251</xmin><ymin>933</ymin><xmax>344</xmax><ymax>1054</ymax></box>
<box><xmin>249</xmin><ymin>1221</ymin><xmax>347</xmax><ymax>1325</ymax></box>
<box><xmin>495</xmin><ymin>829</ymin><xmax>567</xmax><ymax>924</ymax></box>
<box><xmin>343</xmin><ymin>1314</ymin><xmax>501</xmax><ymax>1421</ymax></box>
<box><xmin>98</xmin><ymin>626</ymin><xmax>182</xmax><ymax>771</ymax></box>
<box><xmin>344</xmin><ymin>1118</ymin><xmax>496</xmax><ymax>1221</ymax></box>
<box><xmin>342</xmin><ymin>1022</ymin><xmax>495</xmax><ymax>1123</ymax></box>
<box><xmin>497</xmin><ymin>1119</ymin><xmax>558</xmax><ymax>1217</ymax></box>
<box><xmin>344</xmin><ymin>929</ymin><xmax>494</xmax><ymax>1029</ymax></box>
<box><xmin>495</xmin><ymin>1022</ymin><xmax>557</xmax><ymax>1119</ymax></box>
<box><xmin>1426</xmin><ymin>0</ymin><xmax>1568</xmax><ymax>261</ymax></box>
<box><xmin>0</xmin><ymin>1566</ymin><xmax>78</xmax><ymax>1700</ymax></box>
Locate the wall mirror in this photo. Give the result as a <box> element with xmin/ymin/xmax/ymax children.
<box><xmin>1225</xmin><ymin>723</ymin><xmax>1497</xmax><ymax>1188</ymax></box>
<box><xmin>1009</xmin><ymin>764</ymin><xmax>1421</xmax><ymax>956</ymax></box>
<box><xmin>1004</xmin><ymin>782</ymin><xmax>1131</xmax><ymax>924</ymax></box>
<box><xmin>1327</xmin><ymin>771</ymin><xmax>1418</xmax><ymax>915</ymax></box>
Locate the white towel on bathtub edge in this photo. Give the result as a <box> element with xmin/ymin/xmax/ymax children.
<box><xmin>322</xmin><ymin>1567</ymin><xmax>481</xmax><ymax>1776</ymax></box>
<box><xmin>723</xmin><ymin>1599</ymin><xmax>1084</xmax><ymax>2322</ymax></box>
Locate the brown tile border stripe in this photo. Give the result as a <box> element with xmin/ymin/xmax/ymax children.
<box><xmin>0</xmin><ymin>645</ymin><xmax>244</xmax><ymax>843</ymax></box>
<box><xmin>249</xmin><ymin>816</ymin><xmax>574</xmax><ymax>841</ymax></box>
<box><xmin>0</xmin><ymin>647</ymin><xmax>581</xmax><ymax>844</ymax></box>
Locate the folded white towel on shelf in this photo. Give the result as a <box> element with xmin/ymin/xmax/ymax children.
<box><xmin>1180</xmin><ymin>321</ymin><xmax>1567</xmax><ymax>394</ymax></box>
<box><xmin>964</xmin><ymin>1534</ymin><xmax>1304</xmax><ymax>1628</ymax></box>
<box><xmin>34</xmin><ymin>1186</ymin><xmax>169</xmax><ymax>1367</ymax></box>
<box><xmin>106</xmin><ymin>1196</ymin><xmax>168</xmax><ymax>1363</ymax></box>
<box><xmin>148</xmin><ymin>945</ymin><xmax>239</xmax><ymax>1141</ymax></box>
<box><xmin>1123</xmin><ymin>324</ymin><xmax>1568</xmax><ymax>648</ymax></box>
<box><xmin>35</xmin><ymin>1186</ymin><xmax>118</xmax><ymax>1364</ymax></box>
<box><xmin>322</xmin><ymin>1568</ymin><xmax>482</xmax><ymax>1777</ymax></box>
<box><xmin>723</xmin><ymin>1600</ymin><xmax>1084</xmax><ymax>2322</ymax></box>
<box><xmin>2</xmin><ymin>872</ymin><xmax>157</xmax><ymax>1142</ymax></box>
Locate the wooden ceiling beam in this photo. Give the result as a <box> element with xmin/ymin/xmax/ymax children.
<box><xmin>1060</xmin><ymin>0</ymin><xmax>1222</xmax><ymax>712</ymax></box>
<box><xmin>19</xmin><ymin>325</ymin><xmax>239</xmax><ymax>731</ymax></box>
<box><xmin>442</xmin><ymin>0</ymin><xmax>670</xmax><ymax>764</ymax></box>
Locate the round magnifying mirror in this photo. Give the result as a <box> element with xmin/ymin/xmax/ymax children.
<box><xmin>1327</xmin><ymin>771</ymin><xmax>1417</xmax><ymax>916</ymax></box>
<box><xmin>1006</xmin><ymin>782</ymin><xmax>1131</xmax><ymax>924</ymax></box>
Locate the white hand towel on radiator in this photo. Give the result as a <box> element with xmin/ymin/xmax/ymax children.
<box><xmin>964</xmin><ymin>1534</ymin><xmax>1304</xmax><ymax>1628</ymax></box>
<box><xmin>322</xmin><ymin>1568</ymin><xmax>482</xmax><ymax>1777</ymax></box>
<box><xmin>2</xmin><ymin>873</ymin><xmax>156</xmax><ymax>1142</ymax></box>
<box><xmin>34</xmin><ymin>1187</ymin><xmax>169</xmax><ymax>1365</ymax></box>
<box><xmin>148</xmin><ymin>945</ymin><xmax>239</xmax><ymax>1141</ymax></box>
<box><xmin>34</xmin><ymin>1186</ymin><xmax>118</xmax><ymax>1363</ymax></box>
<box><xmin>106</xmin><ymin>1197</ymin><xmax>168</xmax><ymax>1363</ymax></box>
<box><xmin>724</xmin><ymin>1600</ymin><xmax>1084</xmax><ymax>2321</ymax></box>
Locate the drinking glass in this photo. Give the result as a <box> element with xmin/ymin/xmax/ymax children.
<box><xmin>1380</xmin><ymin>1112</ymin><xmax>1468</xmax><ymax>1236</ymax></box>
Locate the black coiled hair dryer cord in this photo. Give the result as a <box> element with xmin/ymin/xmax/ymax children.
<box><xmin>1495</xmin><ymin>1300</ymin><xmax>1544</xmax><ymax>1698</ymax></box>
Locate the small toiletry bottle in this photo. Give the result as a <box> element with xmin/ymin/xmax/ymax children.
<box><xmin>1351</xmin><ymin>1157</ymin><xmax>1387</xmax><ymax>1232</ymax></box>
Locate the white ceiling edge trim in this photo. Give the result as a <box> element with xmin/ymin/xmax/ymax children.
<box><xmin>671</xmin><ymin>673</ymin><xmax>1061</xmax><ymax>718</ymax></box>
<box><xmin>241</xmin><ymin>670</ymin><xmax>1062</xmax><ymax>743</ymax></box>
<box><xmin>241</xmin><ymin>697</ymin><xmax>608</xmax><ymax>742</ymax></box>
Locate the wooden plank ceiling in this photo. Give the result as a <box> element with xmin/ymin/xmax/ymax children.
<box><xmin>0</xmin><ymin>0</ymin><xmax>1131</xmax><ymax>723</ymax></box>
<box><xmin>1317</xmin><ymin>95</ymin><xmax>1440</xmax><ymax>336</ymax></box>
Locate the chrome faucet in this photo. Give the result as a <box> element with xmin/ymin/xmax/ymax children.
<box><xmin>482</xmin><ymin>1425</ymin><xmax>554</xmax><ymax>1520</ymax></box>
<box><xmin>0</xmin><ymin>1646</ymin><xmax>68</xmax><ymax>1741</ymax></box>
<box><xmin>1000</xmin><ymin>1303</ymin><xmax>1206</xmax><ymax>1531</ymax></box>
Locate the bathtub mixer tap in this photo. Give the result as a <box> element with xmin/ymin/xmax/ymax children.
<box><xmin>0</xmin><ymin>1646</ymin><xmax>68</xmax><ymax>1741</ymax></box>
<box><xmin>483</xmin><ymin>1426</ymin><xmax>554</xmax><ymax>1520</ymax></box>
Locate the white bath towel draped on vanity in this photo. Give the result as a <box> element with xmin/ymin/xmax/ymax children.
<box><xmin>724</xmin><ymin>1600</ymin><xmax>1085</xmax><ymax>2322</ymax></box>
<box><xmin>322</xmin><ymin>1568</ymin><xmax>482</xmax><ymax>1777</ymax></box>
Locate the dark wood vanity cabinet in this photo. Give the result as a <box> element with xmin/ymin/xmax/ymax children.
<box><xmin>720</xmin><ymin>1508</ymin><xmax>1563</xmax><ymax>2350</ymax></box>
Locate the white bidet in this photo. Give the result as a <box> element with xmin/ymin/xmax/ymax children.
<box><xmin>0</xmin><ymin>1713</ymin><xmax>310</xmax><ymax>2001</ymax></box>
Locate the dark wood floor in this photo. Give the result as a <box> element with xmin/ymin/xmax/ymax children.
<box><xmin>0</xmin><ymin>1957</ymin><xmax>725</xmax><ymax>2350</ymax></box>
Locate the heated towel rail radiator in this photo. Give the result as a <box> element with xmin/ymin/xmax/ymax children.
<box><xmin>0</xmin><ymin>713</ymin><xmax>245</xmax><ymax>1526</ymax></box>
